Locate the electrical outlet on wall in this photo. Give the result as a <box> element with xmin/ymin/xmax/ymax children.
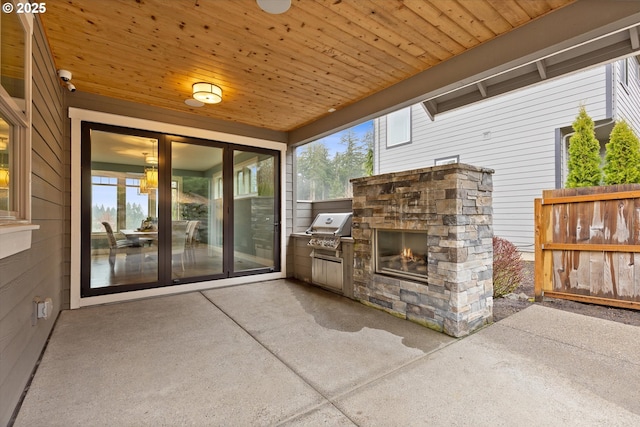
<box><xmin>32</xmin><ymin>297</ymin><xmax>53</xmax><ymax>325</ymax></box>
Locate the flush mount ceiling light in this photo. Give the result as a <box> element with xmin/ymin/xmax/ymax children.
<box><xmin>192</xmin><ymin>82</ymin><xmax>222</xmax><ymax>104</ymax></box>
<box><xmin>257</xmin><ymin>0</ymin><xmax>291</xmax><ymax>14</ymax></box>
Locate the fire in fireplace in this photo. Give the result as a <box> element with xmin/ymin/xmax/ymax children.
<box><xmin>375</xmin><ymin>229</ymin><xmax>428</xmax><ymax>282</ymax></box>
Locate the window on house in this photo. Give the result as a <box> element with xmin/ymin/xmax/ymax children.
<box><xmin>0</xmin><ymin>116</ymin><xmax>14</xmax><ymax>215</ymax></box>
<box><xmin>386</xmin><ymin>107</ymin><xmax>411</xmax><ymax>147</ymax></box>
<box><xmin>435</xmin><ymin>155</ymin><xmax>460</xmax><ymax>166</ymax></box>
<box><xmin>0</xmin><ymin>10</ymin><xmax>30</xmax><ymax>223</ymax></box>
<box><xmin>91</xmin><ymin>173</ymin><xmax>156</xmax><ymax>232</ymax></box>
<box><xmin>234</xmin><ymin>158</ymin><xmax>260</xmax><ymax>196</ymax></box>
<box><xmin>620</xmin><ymin>58</ymin><xmax>629</xmax><ymax>87</ymax></box>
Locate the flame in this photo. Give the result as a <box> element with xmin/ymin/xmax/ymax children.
<box><xmin>401</xmin><ymin>247</ymin><xmax>413</xmax><ymax>258</ymax></box>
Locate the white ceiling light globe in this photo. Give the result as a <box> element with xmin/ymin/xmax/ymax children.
<box><xmin>257</xmin><ymin>0</ymin><xmax>291</xmax><ymax>14</ymax></box>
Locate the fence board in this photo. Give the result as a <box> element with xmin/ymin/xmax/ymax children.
<box><xmin>617</xmin><ymin>253</ymin><xmax>635</xmax><ymax>298</ymax></box>
<box><xmin>535</xmin><ymin>184</ymin><xmax>640</xmax><ymax>309</ymax></box>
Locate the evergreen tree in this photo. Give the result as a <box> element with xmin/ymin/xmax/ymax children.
<box><xmin>296</xmin><ymin>142</ymin><xmax>330</xmax><ymax>200</ymax></box>
<box><xmin>363</xmin><ymin>127</ymin><xmax>374</xmax><ymax>176</ymax></box>
<box><xmin>330</xmin><ymin>130</ymin><xmax>367</xmax><ymax>198</ymax></box>
<box><xmin>603</xmin><ymin>120</ymin><xmax>640</xmax><ymax>185</ymax></box>
<box><xmin>566</xmin><ymin>106</ymin><xmax>602</xmax><ymax>188</ymax></box>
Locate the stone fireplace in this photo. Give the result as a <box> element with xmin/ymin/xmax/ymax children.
<box><xmin>351</xmin><ymin>163</ymin><xmax>494</xmax><ymax>337</ymax></box>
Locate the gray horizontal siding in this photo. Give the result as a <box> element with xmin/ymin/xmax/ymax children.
<box><xmin>614</xmin><ymin>59</ymin><xmax>640</xmax><ymax>132</ymax></box>
<box><xmin>377</xmin><ymin>66</ymin><xmax>609</xmax><ymax>250</ymax></box>
<box><xmin>0</xmin><ymin>19</ymin><xmax>65</xmax><ymax>426</ymax></box>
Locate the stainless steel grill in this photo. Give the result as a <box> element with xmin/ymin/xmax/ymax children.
<box><xmin>306</xmin><ymin>213</ymin><xmax>352</xmax><ymax>292</ymax></box>
<box><xmin>305</xmin><ymin>213</ymin><xmax>352</xmax><ymax>249</ymax></box>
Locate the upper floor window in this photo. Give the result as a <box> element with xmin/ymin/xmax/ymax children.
<box><xmin>386</xmin><ymin>107</ymin><xmax>411</xmax><ymax>147</ymax></box>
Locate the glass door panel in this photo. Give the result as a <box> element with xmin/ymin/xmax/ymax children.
<box><xmin>171</xmin><ymin>141</ymin><xmax>224</xmax><ymax>280</ymax></box>
<box><xmin>87</xmin><ymin>130</ymin><xmax>159</xmax><ymax>289</ymax></box>
<box><xmin>233</xmin><ymin>150</ymin><xmax>277</xmax><ymax>273</ymax></box>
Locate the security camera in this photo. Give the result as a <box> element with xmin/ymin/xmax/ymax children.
<box><xmin>66</xmin><ymin>82</ymin><xmax>76</xmax><ymax>92</ymax></box>
<box><xmin>57</xmin><ymin>69</ymin><xmax>72</xmax><ymax>82</ymax></box>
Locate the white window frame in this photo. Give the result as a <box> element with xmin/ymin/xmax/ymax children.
<box><xmin>435</xmin><ymin>155</ymin><xmax>460</xmax><ymax>166</ymax></box>
<box><xmin>0</xmin><ymin>5</ymin><xmax>38</xmax><ymax>259</ymax></box>
<box><xmin>620</xmin><ymin>58</ymin><xmax>629</xmax><ymax>88</ymax></box>
<box><xmin>386</xmin><ymin>107</ymin><xmax>411</xmax><ymax>148</ymax></box>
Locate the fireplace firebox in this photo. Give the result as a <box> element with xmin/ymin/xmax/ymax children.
<box><xmin>375</xmin><ymin>229</ymin><xmax>428</xmax><ymax>282</ymax></box>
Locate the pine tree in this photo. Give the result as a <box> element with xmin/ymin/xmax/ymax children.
<box><xmin>296</xmin><ymin>142</ymin><xmax>330</xmax><ymax>200</ymax></box>
<box><xmin>603</xmin><ymin>120</ymin><xmax>640</xmax><ymax>185</ymax></box>
<box><xmin>566</xmin><ymin>106</ymin><xmax>602</xmax><ymax>188</ymax></box>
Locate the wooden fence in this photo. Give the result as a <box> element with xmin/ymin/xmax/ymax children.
<box><xmin>534</xmin><ymin>185</ymin><xmax>640</xmax><ymax>310</ymax></box>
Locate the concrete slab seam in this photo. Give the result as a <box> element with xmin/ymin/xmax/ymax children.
<box><xmin>491</xmin><ymin>321</ymin><xmax>640</xmax><ymax>367</ymax></box>
<box><xmin>198</xmin><ymin>291</ymin><xmax>361</xmax><ymax>426</ymax></box>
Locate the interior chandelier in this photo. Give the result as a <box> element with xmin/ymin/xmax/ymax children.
<box><xmin>140</xmin><ymin>144</ymin><xmax>158</xmax><ymax>194</ymax></box>
<box><xmin>192</xmin><ymin>82</ymin><xmax>222</xmax><ymax>104</ymax></box>
<box><xmin>0</xmin><ymin>167</ymin><xmax>8</xmax><ymax>188</ymax></box>
<box><xmin>0</xmin><ymin>138</ymin><xmax>8</xmax><ymax>188</ymax></box>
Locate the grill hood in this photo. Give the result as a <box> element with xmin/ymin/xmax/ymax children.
<box><xmin>305</xmin><ymin>213</ymin><xmax>352</xmax><ymax>236</ymax></box>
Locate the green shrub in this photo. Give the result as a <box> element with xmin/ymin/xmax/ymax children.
<box><xmin>493</xmin><ymin>237</ymin><xmax>524</xmax><ymax>298</ymax></box>
<box><xmin>566</xmin><ymin>106</ymin><xmax>602</xmax><ymax>188</ymax></box>
<box><xmin>603</xmin><ymin>120</ymin><xmax>640</xmax><ymax>185</ymax></box>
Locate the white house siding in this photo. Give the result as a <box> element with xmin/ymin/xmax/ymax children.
<box><xmin>613</xmin><ymin>58</ymin><xmax>640</xmax><ymax>132</ymax></box>
<box><xmin>376</xmin><ymin>66</ymin><xmax>609</xmax><ymax>252</ymax></box>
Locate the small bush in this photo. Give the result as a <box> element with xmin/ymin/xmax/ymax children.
<box><xmin>493</xmin><ymin>237</ymin><xmax>525</xmax><ymax>298</ymax></box>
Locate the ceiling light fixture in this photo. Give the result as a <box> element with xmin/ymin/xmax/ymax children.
<box><xmin>145</xmin><ymin>153</ymin><xmax>158</xmax><ymax>164</ymax></box>
<box><xmin>257</xmin><ymin>0</ymin><xmax>291</xmax><ymax>14</ymax></box>
<box><xmin>192</xmin><ymin>82</ymin><xmax>222</xmax><ymax>104</ymax></box>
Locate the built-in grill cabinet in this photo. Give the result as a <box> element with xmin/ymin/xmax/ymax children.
<box><xmin>305</xmin><ymin>213</ymin><xmax>352</xmax><ymax>292</ymax></box>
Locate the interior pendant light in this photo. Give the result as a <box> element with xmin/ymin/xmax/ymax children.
<box><xmin>145</xmin><ymin>153</ymin><xmax>158</xmax><ymax>165</ymax></box>
<box><xmin>192</xmin><ymin>82</ymin><xmax>222</xmax><ymax>104</ymax></box>
<box><xmin>141</xmin><ymin>143</ymin><xmax>158</xmax><ymax>191</ymax></box>
<box><xmin>0</xmin><ymin>167</ymin><xmax>9</xmax><ymax>188</ymax></box>
<box><xmin>138</xmin><ymin>176</ymin><xmax>148</xmax><ymax>194</ymax></box>
<box><xmin>145</xmin><ymin>167</ymin><xmax>158</xmax><ymax>189</ymax></box>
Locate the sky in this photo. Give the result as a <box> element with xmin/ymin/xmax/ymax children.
<box><xmin>310</xmin><ymin>120</ymin><xmax>374</xmax><ymax>157</ymax></box>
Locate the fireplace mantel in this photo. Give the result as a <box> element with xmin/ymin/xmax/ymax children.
<box><xmin>351</xmin><ymin>163</ymin><xmax>494</xmax><ymax>337</ymax></box>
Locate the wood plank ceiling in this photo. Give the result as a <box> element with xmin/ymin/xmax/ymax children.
<box><xmin>40</xmin><ymin>0</ymin><xmax>575</xmax><ymax>133</ymax></box>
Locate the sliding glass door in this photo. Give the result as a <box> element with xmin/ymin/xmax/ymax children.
<box><xmin>233</xmin><ymin>149</ymin><xmax>278</xmax><ymax>274</ymax></box>
<box><xmin>81</xmin><ymin>123</ymin><xmax>280</xmax><ymax>297</ymax></box>
<box><xmin>170</xmin><ymin>139</ymin><xmax>225</xmax><ymax>282</ymax></box>
<box><xmin>82</xmin><ymin>127</ymin><xmax>160</xmax><ymax>292</ymax></box>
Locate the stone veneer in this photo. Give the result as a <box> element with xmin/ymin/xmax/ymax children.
<box><xmin>350</xmin><ymin>163</ymin><xmax>494</xmax><ymax>337</ymax></box>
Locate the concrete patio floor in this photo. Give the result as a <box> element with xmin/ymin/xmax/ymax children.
<box><xmin>13</xmin><ymin>279</ymin><xmax>640</xmax><ymax>426</ymax></box>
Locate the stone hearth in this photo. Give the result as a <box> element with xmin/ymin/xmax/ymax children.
<box><xmin>350</xmin><ymin>163</ymin><xmax>494</xmax><ymax>337</ymax></box>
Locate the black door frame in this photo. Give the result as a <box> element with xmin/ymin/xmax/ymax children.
<box><xmin>80</xmin><ymin>122</ymin><xmax>281</xmax><ymax>297</ymax></box>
